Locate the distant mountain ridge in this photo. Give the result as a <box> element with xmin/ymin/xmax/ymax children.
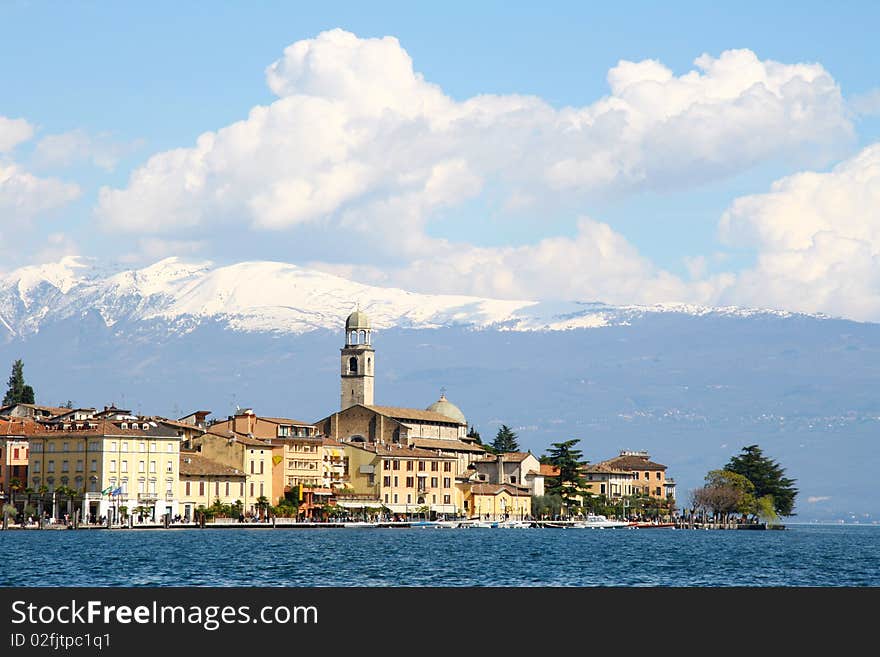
<box><xmin>0</xmin><ymin>256</ymin><xmax>824</xmax><ymax>339</ymax></box>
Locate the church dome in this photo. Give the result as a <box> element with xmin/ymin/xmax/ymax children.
<box><xmin>426</xmin><ymin>393</ymin><xmax>466</xmax><ymax>424</ymax></box>
<box><xmin>346</xmin><ymin>309</ymin><xmax>371</xmax><ymax>331</ymax></box>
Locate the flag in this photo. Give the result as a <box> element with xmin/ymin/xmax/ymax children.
<box><xmin>101</xmin><ymin>486</ymin><xmax>113</xmax><ymax>495</ymax></box>
<box><xmin>112</xmin><ymin>487</ymin><xmax>123</xmax><ymax>496</ymax></box>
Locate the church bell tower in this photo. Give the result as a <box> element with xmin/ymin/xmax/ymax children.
<box><xmin>341</xmin><ymin>308</ymin><xmax>374</xmax><ymax>410</ymax></box>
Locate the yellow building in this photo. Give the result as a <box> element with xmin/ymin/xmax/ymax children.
<box><xmin>459</xmin><ymin>483</ymin><xmax>532</xmax><ymax>521</ymax></box>
<box><xmin>594</xmin><ymin>450</ymin><xmax>674</xmax><ymax>500</ymax></box>
<box><xmin>178</xmin><ymin>451</ymin><xmax>247</xmax><ymax>520</ymax></box>
<box><xmin>191</xmin><ymin>427</ymin><xmax>283</xmax><ymax>516</ymax></box>
<box><xmin>321</xmin><ymin>437</ymin><xmax>347</xmax><ymax>490</ymax></box>
<box><xmin>341</xmin><ymin>441</ymin><xmax>457</xmax><ymax>516</ymax></box>
<box><xmin>27</xmin><ymin>419</ymin><xmax>182</xmax><ymax>523</ymax></box>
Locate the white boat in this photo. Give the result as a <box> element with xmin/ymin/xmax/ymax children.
<box><xmin>570</xmin><ymin>514</ymin><xmax>630</xmax><ymax>529</ymax></box>
<box><xmin>496</xmin><ymin>520</ymin><xmax>532</xmax><ymax>529</ymax></box>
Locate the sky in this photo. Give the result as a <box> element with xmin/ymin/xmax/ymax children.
<box><xmin>2</xmin><ymin>1</ymin><xmax>880</xmax><ymax>320</ymax></box>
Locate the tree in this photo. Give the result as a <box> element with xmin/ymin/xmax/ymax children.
<box><xmin>725</xmin><ymin>445</ymin><xmax>798</xmax><ymax>516</ymax></box>
<box><xmin>3</xmin><ymin>359</ymin><xmax>35</xmax><ymax>406</ymax></box>
<box><xmin>491</xmin><ymin>425</ymin><xmax>519</xmax><ymax>453</ymax></box>
<box><xmin>466</xmin><ymin>426</ymin><xmax>482</xmax><ymax>444</ymax></box>
<box><xmin>545</xmin><ymin>439</ymin><xmax>587</xmax><ymax>514</ymax></box>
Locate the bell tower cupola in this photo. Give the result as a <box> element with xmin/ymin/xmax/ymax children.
<box><xmin>341</xmin><ymin>307</ymin><xmax>375</xmax><ymax>410</ymax></box>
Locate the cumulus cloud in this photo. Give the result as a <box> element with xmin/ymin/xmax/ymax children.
<box><xmin>719</xmin><ymin>143</ymin><xmax>880</xmax><ymax>320</ymax></box>
<box><xmin>0</xmin><ymin>163</ymin><xmax>81</xmax><ymax>220</ymax></box>
<box><xmin>96</xmin><ymin>31</ymin><xmax>851</xmax><ymax>251</ymax></box>
<box><xmin>0</xmin><ymin>115</ymin><xmax>82</xmax><ymax>223</ymax></box>
<box><xmin>0</xmin><ymin>116</ymin><xmax>35</xmax><ymax>153</ymax></box>
<box><xmin>33</xmin><ymin>129</ymin><xmax>142</xmax><ymax>172</ymax></box>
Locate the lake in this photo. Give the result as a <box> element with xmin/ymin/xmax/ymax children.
<box><xmin>1</xmin><ymin>524</ymin><xmax>876</xmax><ymax>587</ymax></box>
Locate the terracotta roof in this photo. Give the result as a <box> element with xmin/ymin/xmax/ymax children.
<box><xmin>0</xmin><ymin>417</ymin><xmax>45</xmax><ymax>435</ymax></box>
<box><xmin>204</xmin><ymin>427</ymin><xmax>274</xmax><ymax>447</ymax></box>
<box><xmin>539</xmin><ymin>464</ymin><xmax>559</xmax><ymax>476</ymax></box>
<box><xmin>24</xmin><ymin>419</ymin><xmax>173</xmax><ymax>438</ymax></box>
<box><xmin>265</xmin><ymin>436</ymin><xmax>322</xmax><ymax>446</ymax></box>
<box><xmin>321</xmin><ymin>437</ymin><xmax>346</xmax><ymax>448</ymax></box>
<box><xmin>146</xmin><ymin>416</ymin><xmax>207</xmax><ymax>432</ymax></box>
<box><xmin>259</xmin><ymin>416</ymin><xmax>316</xmax><ymax>427</ymax></box>
<box><xmin>365</xmin><ymin>405</ymin><xmax>466</xmax><ymax>425</ymax></box>
<box><xmin>410</xmin><ymin>438</ymin><xmax>488</xmax><ymax>453</ymax></box>
<box><xmin>179</xmin><ymin>453</ymin><xmax>246</xmax><ymax>477</ymax></box>
<box><xmin>583</xmin><ymin>462</ymin><xmax>630</xmax><ymax>475</ymax></box>
<box><xmin>347</xmin><ymin>442</ymin><xmax>456</xmax><ymax>459</ymax></box>
<box><xmin>466</xmin><ymin>483</ymin><xmax>531</xmax><ymax>497</ymax></box>
<box><xmin>475</xmin><ymin>451</ymin><xmax>534</xmax><ymax>463</ymax></box>
<box><xmin>599</xmin><ymin>454</ymin><xmax>667</xmax><ymax>471</ymax></box>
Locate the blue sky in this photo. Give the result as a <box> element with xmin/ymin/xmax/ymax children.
<box><xmin>2</xmin><ymin>1</ymin><xmax>879</xmax><ymax>319</ymax></box>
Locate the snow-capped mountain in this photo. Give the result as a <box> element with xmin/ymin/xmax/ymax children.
<box><xmin>0</xmin><ymin>256</ymin><xmax>820</xmax><ymax>339</ymax></box>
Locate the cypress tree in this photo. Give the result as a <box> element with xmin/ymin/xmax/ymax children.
<box><xmin>3</xmin><ymin>359</ymin><xmax>35</xmax><ymax>406</ymax></box>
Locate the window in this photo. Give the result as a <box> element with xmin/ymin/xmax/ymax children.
<box><xmin>138</xmin><ymin>460</ymin><xmax>145</xmax><ymax>473</ymax></box>
<box><xmin>140</xmin><ymin>442</ymin><xmax>146</xmax><ymax>453</ymax></box>
<box><xmin>110</xmin><ymin>460</ymin><xmax>117</xmax><ymax>473</ymax></box>
<box><xmin>121</xmin><ymin>460</ymin><xmax>128</xmax><ymax>473</ymax></box>
<box><xmin>250</xmin><ymin>461</ymin><xmax>254</xmax><ymax>474</ymax></box>
<box><xmin>655</xmin><ymin>487</ymin><xmax>662</xmax><ymax>496</ymax></box>
<box><xmin>430</xmin><ymin>477</ymin><xmax>438</xmax><ymax>488</ymax></box>
<box><xmin>383</xmin><ymin>476</ymin><xmax>391</xmax><ymax>487</ymax></box>
<box><xmin>168</xmin><ymin>443</ymin><xmax>174</xmax><ymax>453</ymax></box>
<box><xmin>392</xmin><ymin>460</ymin><xmax>400</xmax><ymax>471</ymax></box>
<box><xmin>225</xmin><ymin>482</ymin><xmax>230</xmax><ymax>496</ymax></box>
<box><xmin>645</xmin><ymin>472</ymin><xmax>650</xmax><ymax>480</ymax></box>
<box><xmin>250</xmin><ymin>483</ymin><xmax>254</xmax><ymax>497</ymax></box>
<box><xmin>63</xmin><ymin>442</ymin><xmax>69</xmax><ymax>452</ymax></box>
<box><xmin>393</xmin><ymin>494</ymin><xmax>398</xmax><ymax>503</ymax></box>
<box><xmin>443</xmin><ymin>477</ymin><xmax>451</xmax><ymax>488</ymax></box>
<box><xmin>384</xmin><ymin>494</ymin><xmax>389</xmax><ymax>503</ymax></box>
<box><xmin>383</xmin><ymin>460</ymin><xmax>391</xmax><ymax>471</ymax></box>
<box><xmin>406</xmin><ymin>494</ymin><xmax>411</xmax><ymax>504</ymax></box>
<box><xmin>406</xmin><ymin>477</ymin><xmax>414</xmax><ymax>488</ymax></box>
<box><xmin>431</xmin><ymin>462</ymin><xmax>439</xmax><ymax>471</ymax></box>
<box><xmin>166</xmin><ymin>481</ymin><xmax>173</xmax><ymax>495</ymax></box>
<box><xmin>656</xmin><ymin>472</ymin><xmax>661</xmax><ymax>480</ymax></box>
<box><xmin>150</xmin><ymin>461</ymin><xmax>156</xmax><ymax>473</ymax></box>
<box><xmin>185</xmin><ymin>481</ymin><xmax>191</xmax><ymax>496</ymax></box>
<box><xmin>61</xmin><ymin>460</ymin><xmax>69</xmax><ymax>472</ymax></box>
<box><xmin>12</xmin><ymin>448</ymin><xmax>18</xmax><ymax>459</ymax></box>
<box><xmin>109</xmin><ymin>441</ymin><xmax>116</xmax><ymax>451</ymax></box>
<box><xmin>34</xmin><ymin>461</ymin><xmax>41</xmax><ymax>473</ymax></box>
<box><xmin>166</xmin><ymin>461</ymin><xmax>173</xmax><ymax>473</ymax></box>
<box><xmin>418</xmin><ymin>461</ymin><xmax>425</xmax><ymax>471</ymax></box>
<box><xmin>393</xmin><ymin>476</ymin><xmax>398</xmax><ymax>487</ymax></box>
<box><xmin>89</xmin><ymin>441</ymin><xmax>99</xmax><ymax>451</ymax></box>
<box><xmin>138</xmin><ymin>481</ymin><xmax>145</xmax><ymax>494</ymax></box>
<box><xmin>76</xmin><ymin>460</ymin><xmax>83</xmax><ymax>472</ymax></box>
<box><xmin>48</xmin><ymin>443</ymin><xmax>55</xmax><ymax>452</ymax></box>
<box><xmin>259</xmin><ymin>460</ymin><xmax>264</xmax><ymax>475</ymax></box>
<box><xmin>406</xmin><ymin>461</ymin><xmax>413</xmax><ymax>471</ymax></box>
<box><xmin>121</xmin><ymin>442</ymin><xmax>128</xmax><ymax>452</ymax></box>
<box><xmin>199</xmin><ymin>482</ymin><xmax>205</xmax><ymax>496</ymax></box>
<box><xmin>443</xmin><ymin>462</ymin><xmax>451</xmax><ymax>472</ymax></box>
<box><xmin>149</xmin><ymin>480</ymin><xmax>156</xmax><ymax>494</ymax></box>
<box><xmin>443</xmin><ymin>495</ymin><xmax>451</xmax><ymax>505</ymax></box>
<box><xmin>634</xmin><ymin>472</ymin><xmax>639</xmax><ymax>480</ymax></box>
<box><xmin>432</xmin><ymin>495</ymin><xmax>436</xmax><ymax>504</ymax></box>
<box><xmin>240</xmin><ymin>483</ymin><xmax>244</xmax><ymax>496</ymax></box>
<box><xmin>32</xmin><ymin>443</ymin><xmax>42</xmax><ymax>453</ymax></box>
<box><xmin>215</xmin><ymin>481</ymin><xmax>220</xmax><ymax>496</ymax></box>
<box><xmin>260</xmin><ymin>483</ymin><xmax>264</xmax><ymax>496</ymax></box>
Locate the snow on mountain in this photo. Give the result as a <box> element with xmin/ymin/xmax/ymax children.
<box><xmin>0</xmin><ymin>256</ymin><xmax>830</xmax><ymax>338</ymax></box>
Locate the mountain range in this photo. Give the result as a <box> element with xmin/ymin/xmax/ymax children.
<box><xmin>1</xmin><ymin>256</ymin><xmax>877</xmax><ymax>523</ymax></box>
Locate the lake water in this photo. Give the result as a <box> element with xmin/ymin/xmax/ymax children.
<box><xmin>1</xmin><ymin>524</ymin><xmax>877</xmax><ymax>587</ymax></box>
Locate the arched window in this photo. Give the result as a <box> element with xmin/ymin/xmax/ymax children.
<box><xmin>349</xmin><ymin>356</ymin><xmax>358</xmax><ymax>374</ymax></box>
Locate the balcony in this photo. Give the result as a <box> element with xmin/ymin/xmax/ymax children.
<box><xmin>138</xmin><ymin>494</ymin><xmax>158</xmax><ymax>503</ymax></box>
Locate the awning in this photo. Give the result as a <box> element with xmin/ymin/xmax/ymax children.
<box><xmin>336</xmin><ymin>500</ymin><xmax>382</xmax><ymax>509</ymax></box>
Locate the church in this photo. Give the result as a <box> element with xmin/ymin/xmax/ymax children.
<box><xmin>314</xmin><ymin>309</ymin><xmax>486</xmax><ymax>476</ymax></box>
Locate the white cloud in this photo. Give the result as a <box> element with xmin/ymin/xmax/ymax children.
<box><xmin>33</xmin><ymin>129</ymin><xmax>142</xmax><ymax>172</ymax></box>
<box><xmin>96</xmin><ymin>32</ymin><xmax>851</xmax><ymax>252</ymax></box>
<box><xmin>807</xmin><ymin>496</ymin><xmax>831</xmax><ymax>504</ymax></box>
<box><xmin>850</xmin><ymin>88</ymin><xmax>880</xmax><ymax>116</ymax></box>
<box><xmin>719</xmin><ymin>143</ymin><xmax>880</xmax><ymax>320</ymax></box>
<box><xmin>0</xmin><ymin>163</ymin><xmax>81</xmax><ymax>220</ymax></box>
<box><xmin>0</xmin><ymin>116</ymin><xmax>34</xmax><ymax>153</ymax></box>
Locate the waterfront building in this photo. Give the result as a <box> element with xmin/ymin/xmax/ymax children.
<box><xmin>191</xmin><ymin>427</ymin><xmax>283</xmax><ymax>517</ymax></box>
<box><xmin>27</xmin><ymin>419</ymin><xmax>182</xmax><ymax>523</ymax></box>
<box><xmin>581</xmin><ymin>462</ymin><xmax>637</xmax><ymax>499</ymax></box>
<box><xmin>0</xmin><ymin>417</ymin><xmax>39</xmax><ymax>509</ymax></box>
<box><xmin>340</xmin><ymin>441</ymin><xmax>458</xmax><ymax>516</ymax></box>
<box><xmin>321</xmin><ymin>437</ymin><xmax>347</xmax><ymax>490</ymax></box>
<box><xmin>458</xmin><ymin>483</ymin><xmax>532</xmax><ymax>521</ymax></box>
<box><xmin>470</xmin><ymin>451</ymin><xmax>545</xmax><ymax>496</ymax></box>
<box><xmin>178</xmin><ymin>451</ymin><xmax>247</xmax><ymax>521</ymax></box>
<box><xmin>595</xmin><ymin>450</ymin><xmax>674</xmax><ymax>501</ymax></box>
